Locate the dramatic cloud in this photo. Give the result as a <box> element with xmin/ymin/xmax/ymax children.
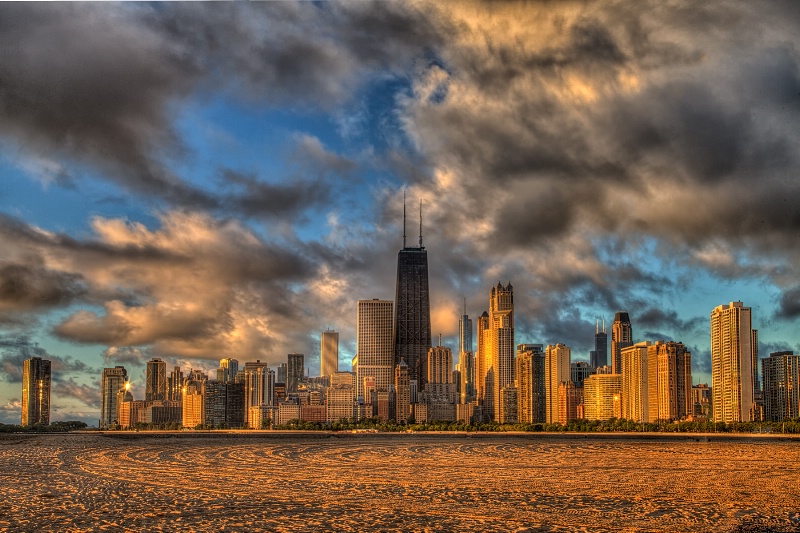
<box><xmin>776</xmin><ymin>286</ymin><xmax>800</xmax><ymax>320</ymax></box>
<box><xmin>0</xmin><ymin>260</ymin><xmax>86</xmax><ymax>311</ymax></box>
<box><xmin>101</xmin><ymin>346</ymin><xmax>154</xmax><ymax>368</ymax></box>
<box><xmin>0</xmin><ymin>3</ymin><xmax>445</xmax><ymax>209</ymax></box>
<box><xmin>53</xmin><ymin>378</ymin><xmax>100</xmax><ymax>410</ymax></box>
<box><xmin>1</xmin><ymin>0</ymin><xmax>799</xmax><ymax>399</ymax></box>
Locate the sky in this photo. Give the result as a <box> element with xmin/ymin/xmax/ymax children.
<box><xmin>1</xmin><ymin>1</ymin><xmax>799</xmax><ymax>426</ymax></box>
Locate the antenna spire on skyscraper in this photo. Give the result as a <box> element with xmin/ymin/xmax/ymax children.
<box><xmin>419</xmin><ymin>199</ymin><xmax>423</xmax><ymax>248</ymax></box>
<box><xmin>403</xmin><ymin>189</ymin><xmax>407</xmax><ymax>248</ymax></box>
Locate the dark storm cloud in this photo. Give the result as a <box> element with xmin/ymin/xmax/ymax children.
<box><xmin>776</xmin><ymin>286</ymin><xmax>800</xmax><ymax>320</ymax></box>
<box><xmin>691</xmin><ymin>347</ymin><xmax>712</xmax><ymax>376</ymax></box>
<box><xmin>0</xmin><ymin>2</ymin><xmax>449</xmax><ymax>210</ymax></box>
<box><xmin>402</xmin><ymin>1</ymin><xmax>800</xmax><ymax>265</ymax></box>
<box><xmin>758</xmin><ymin>340</ymin><xmax>797</xmax><ymax>358</ymax></box>
<box><xmin>0</xmin><ymin>4</ymin><xmax>217</xmax><ymax>209</ymax></box>
<box><xmin>637</xmin><ymin>308</ymin><xmax>703</xmax><ymax>337</ymax></box>
<box><xmin>222</xmin><ymin>170</ymin><xmax>333</xmax><ymax>221</ymax></box>
<box><xmin>0</xmin><ymin>261</ymin><xmax>86</xmax><ymax>311</ymax></box>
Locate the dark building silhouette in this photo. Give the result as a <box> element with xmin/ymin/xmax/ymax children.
<box><xmin>145</xmin><ymin>358</ymin><xmax>167</xmax><ymax>401</ymax></box>
<box><xmin>204</xmin><ymin>381</ymin><xmax>245</xmax><ymax>428</ymax></box>
<box><xmin>287</xmin><ymin>353</ymin><xmax>304</xmax><ymax>393</ymax></box>
<box><xmin>590</xmin><ymin>319</ymin><xmax>608</xmax><ymax>369</ymax></box>
<box><xmin>611</xmin><ymin>312</ymin><xmax>632</xmax><ymax>375</ymax></box>
<box><xmin>394</xmin><ymin>199</ymin><xmax>432</xmax><ymax>389</ymax></box>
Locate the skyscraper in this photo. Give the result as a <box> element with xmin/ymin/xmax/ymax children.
<box><xmin>22</xmin><ymin>357</ymin><xmax>51</xmax><ymax>427</ymax></box>
<box><xmin>545</xmin><ymin>343</ymin><xmax>570</xmax><ymax>424</ymax></box>
<box><xmin>243</xmin><ymin>361</ymin><xmax>274</xmax><ymax>422</ymax></box>
<box><xmin>590</xmin><ymin>319</ymin><xmax>608</xmax><ymax>369</ymax></box>
<box><xmin>217</xmin><ymin>358</ymin><xmax>238</xmax><ymax>383</ymax></box>
<box><xmin>145</xmin><ymin>358</ymin><xmax>167</xmax><ymax>401</ymax></box>
<box><xmin>357</xmin><ymin>299</ymin><xmax>394</xmax><ymax>400</ymax></box>
<box><xmin>167</xmin><ymin>366</ymin><xmax>184</xmax><ymax>401</ymax></box>
<box><xmin>647</xmin><ymin>341</ymin><xmax>692</xmax><ymax>422</ymax></box>
<box><xmin>426</xmin><ymin>344</ymin><xmax>457</xmax><ymax>401</ymax></box>
<box><xmin>100</xmin><ymin>366</ymin><xmax>128</xmax><ymax>429</ymax></box>
<box><xmin>287</xmin><ymin>353</ymin><xmax>305</xmax><ymax>393</ymax></box>
<box><xmin>475</xmin><ymin>310</ymin><xmax>491</xmax><ymax>414</ymax></box>
<box><xmin>204</xmin><ymin>381</ymin><xmax>245</xmax><ymax>428</ymax></box>
<box><xmin>393</xmin><ymin>199</ymin><xmax>432</xmax><ymax>388</ymax></box>
<box><xmin>459</xmin><ymin>351</ymin><xmax>476</xmax><ymax>404</ymax></box>
<box><xmin>711</xmin><ymin>301</ymin><xmax>756</xmax><ymax>423</ymax></box>
<box><xmin>517</xmin><ymin>344</ymin><xmax>546</xmax><ymax>424</ymax></box>
<box><xmin>458</xmin><ymin>301</ymin><xmax>475</xmax><ymax>404</ymax></box>
<box><xmin>621</xmin><ymin>342</ymin><xmax>651</xmax><ymax>422</ymax></box>
<box><xmin>584</xmin><ymin>373</ymin><xmax>622</xmax><ymax>421</ymax></box>
<box><xmin>320</xmin><ymin>329</ymin><xmax>339</xmax><ymax>378</ymax></box>
<box><xmin>761</xmin><ymin>351</ymin><xmax>800</xmax><ymax>422</ymax></box>
<box><xmin>487</xmin><ymin>282</ymin><xmax>514</xmax><ymax>422</ymax></box>
<box><xmin>570</xmin><ymin>361</ymin><xmax>594</xmax><ymax>388</ymax></box>
<box><xmin>458</xmin><ymin>302</ymin><xmax>473</xmax><ymax>357</ymax></box>
<box><xmin>611</xmin><ymin>312</ymin><xmax>632</xmax><ymax>375</ymax></box>
<box><xmin>558</xmin><ymin>381</ymin><xmax>581</xmax><ymax>425</ymax></box>
<box><xmin>395</xmin><ymin>359</ymin><xmax>410</xmax><ymax>423</ymax></box>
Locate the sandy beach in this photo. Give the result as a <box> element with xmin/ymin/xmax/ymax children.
<box><xmin>1</xmin><ymin>432</ymin><xmax>798</xmax><ymax>532</ymax></box>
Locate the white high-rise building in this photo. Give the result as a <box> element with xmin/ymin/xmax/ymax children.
<box><xmin>545</xmin><ymin>344</ymin><xmax>571</xmax><ymax>424</ymax></box>
<box><xmin>711</xmin><ymin>301</ymin><xmax>756</xmax><ymax>423</ymax></box>
<box><xmin>356</xmin><ymin>299</ymin><xmax>394</xmax><ymax>400</ymax></box>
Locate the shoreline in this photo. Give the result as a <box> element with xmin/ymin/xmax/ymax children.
<box><xmin>3</xmin><ymin>430</ymin><xmax>799</xmax><ymax>442</ymax></box>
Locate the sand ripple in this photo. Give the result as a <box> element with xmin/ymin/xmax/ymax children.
<box><xmin>0</xmin><ymin>434</ymin><xmax>798</xmax><ymax>532</ymax></box>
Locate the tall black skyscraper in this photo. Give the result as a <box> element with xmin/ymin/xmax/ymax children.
<box><xmin>589</xmin><ymin>319</ymin><xmax>608</xmax><ymax>369</ymax></box>
<box><xmin>394</xmin><ymin>198</ymin><xmax>432</xmax><ymax>388</ymax></box>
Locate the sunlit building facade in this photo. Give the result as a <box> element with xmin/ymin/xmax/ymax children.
<box><xmin>647</xmin><ymin>341</ymin><xmax>692</xmax><ymax>422</ymax></box>
<box><xmin>167</xmin><ymin>366</ymin><xmax>184</xmax><ymax>401</ymax></box>
<box><xmin>320</xmin><ymin>329</ymin><xmax>339</xmax><ymax>378</ymax></box>
<box><xmin>326</xmin><ymin>385</ymin><xmax>355</xmax><ymax>422</ymax></box>
<box><xmin>558</xmin><ymin>381</ymin><xmax>582</xmax><ymax>425</ymax></box>
<box><xmin>621</xmin><ymin>342</ymin><xmax>650</xmax><ymax>422</ymax></box>
<box><xmin>545</xmin><ymin>343</ymin><xmax>570</xmax><ymax>424</ymax></box>
<box><xmin>357</xmin><ymin>299</ymin><xmax>394</xmax><ymax>400</ymax></box>
<box><xmin>395</xmin><ymin>360</ymin><xmax>410</xmax><ymax>423</ymax></box>
<box><xmin>517</xmin><ymin>344</ymin><xmax>546</xmax><ymax>424</ymax></box>
<box><xmin>182</xmin><ymin>384</ymin><xmax>204</xmax><ymax>428</ymax></box>
<box><xmin>488</xmin><ymin>282</ymin><xmax>514</xmax><ymax>422</ymax></box>
<box><xmin>584</xmin><ymin>373</ymin><xmax>622</xmax><ymax>421</ymax></box>
<box><xmin>22</xmin><ymin>357</ymin><xmax>51</xmax><ymax>427</ymax></box>
<box><xmin>475</xmin><ymin>310</ymin><xmax>491</xmax><ymax>417</ymax></box>
<box><xmin>711</xmin><ymin>301</ymin><xmax>756</xmax><ymax>423</ymax></box>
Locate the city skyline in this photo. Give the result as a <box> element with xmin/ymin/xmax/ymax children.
<box><xmin>2</xmin><ymin>2</ymin><xmax>800</xmax><ymax>426</ymax></box>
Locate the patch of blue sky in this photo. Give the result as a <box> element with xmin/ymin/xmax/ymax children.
<box><xmin>0</xmin><ymin>155</ymin><xmax>156</xmax><ymax>235</ymax></box>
